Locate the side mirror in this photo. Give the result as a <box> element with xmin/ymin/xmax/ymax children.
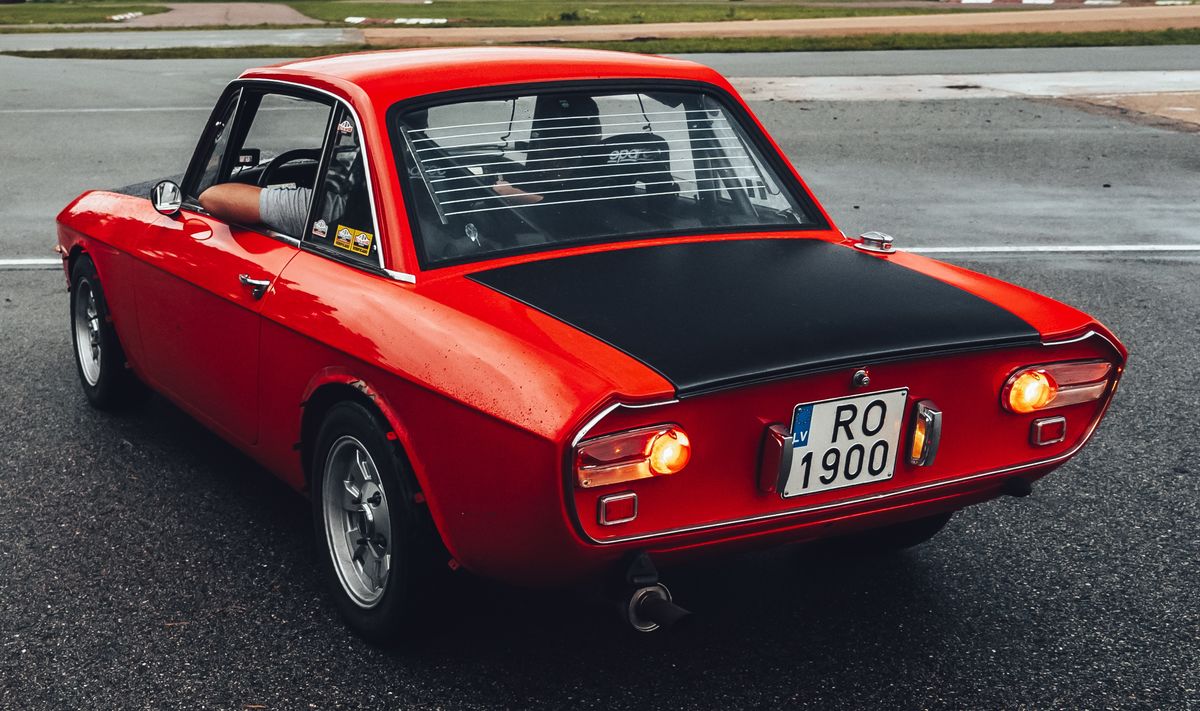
<box><xmin>151</xmin><ymin>180</ymin><xmax>183</xmax><ymax>217</ymax></box>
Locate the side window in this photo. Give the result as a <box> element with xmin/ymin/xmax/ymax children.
<box><xmin>190</xmin><ymin>92</ymin><xmax>240</xmax><ymax>198</ymax></box>
<box><xmin>239</xmin><ymin>93</ymin><xmax>332</xmax><ymax>168</ymax></box>
<box><xmin>230</xmin><ymin>92</ymin><xmax>332</xmax><ymax>238</ymax></box>
<box><xmin>307</xmin><ymin>109</ymin><xmax>379</xmax><ymax>266</ymax></box>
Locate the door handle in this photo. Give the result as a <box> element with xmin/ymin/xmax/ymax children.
<box><xmin>238</xmin><ymin>274</ymin><xmax>271</xmax><ymax>300</ymax></box>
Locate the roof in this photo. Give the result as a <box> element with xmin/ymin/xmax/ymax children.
<box><xmin>239</xmin><ymin>47</ymin><xmax>731</xmax><ymax>108</ymax></box>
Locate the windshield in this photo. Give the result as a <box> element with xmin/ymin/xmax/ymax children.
<box><xmin>391</xmin><ymin>87</ymin><xmax>818</xmax><ymax>266</ymax></box>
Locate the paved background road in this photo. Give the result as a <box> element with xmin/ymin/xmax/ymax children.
<box><xmin>0</xmin><ymin>28</ymin><xmax>357</xmax><ymax>52</ymax></box>
<box><xmin>1</xmin><ymin>47</ymin><xmax>1197</xmax><ymax>709</ymax></box>
<box><xmin>3</xmin><ymin>46</ymin><xmax>1200</xmax><ymax>259</ymax></box>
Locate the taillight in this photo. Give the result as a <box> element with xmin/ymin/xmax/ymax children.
<box><xmin>575</xmin><ymin>425</ymin><xmax>691</xmax><ymax>489</ymax></box>
<box><xmin>1002</xmin><ymin>360</ymin><xmax>1113</xmax><ymax>413</ymax></box>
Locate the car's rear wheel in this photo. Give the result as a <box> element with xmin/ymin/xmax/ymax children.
<box><xmin>311</xmin><ymin>401</ymin><xmax>435</xmax><ymax>644</ymax></box>
<box><xmin>823</xmin><ymin>511</ymin><xmax>954</xmax><ymax>556</ymax></box>
<box><xmin>70</xmin><ymin>255</ymin><xmax>140</xmax><ymax>410</ymax></box>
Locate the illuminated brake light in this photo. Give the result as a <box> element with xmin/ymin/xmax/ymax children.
<box><xmin>1002</xmin><ymin>360</ymin><xmax>1113</xmax><ymax>414</ymax></box>
<box><xmin>575</xmin><ymin>425</ymin><xmax>691</xmax><ymax>489</ymax></box>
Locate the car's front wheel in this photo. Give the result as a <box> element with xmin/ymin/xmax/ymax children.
<box><xmin>70</xmin><ymin>255</ymin><xmax>140</xmax><ymax>409</ymax></box>
<box><xmin>311</xmin><ymin>401</ymin><xmax>435</xmax><ymax>644</ymax></box>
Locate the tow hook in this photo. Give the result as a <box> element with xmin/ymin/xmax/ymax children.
<box><xmin>621</xmin><ymin>553</ymin><xmax>692</xmax><ymax>633</ymax></box>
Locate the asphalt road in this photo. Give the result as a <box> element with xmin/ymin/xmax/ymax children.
<box><xmin>2</xmin><ymin>255</ymin><xmax>1197</xmax><ymax>709</ymax></box>
<box><xmin>1</xmin><ymin>49</ymin><xmax>1199</xmax><ymax>708</ymax></box>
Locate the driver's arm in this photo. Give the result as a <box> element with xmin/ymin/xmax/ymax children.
<box><xmin>493</xmin><ymin>178</ymin><xmax>543</xmax><ymax>205</ymax></box>
<box><xmin>199</xmin><ymin>183</ymin><xmax>312</xmax><ymax>237</ymax></box>
<box><xmin>198</xmin><ymin>183</ymin><xmax>263</xmax><ymax>225</ymax></box>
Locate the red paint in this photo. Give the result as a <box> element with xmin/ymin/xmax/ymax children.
<box><xmin>56</xmin><ymin>49</ymin><xmax>1126</xmax><ymax>587</ymax></box>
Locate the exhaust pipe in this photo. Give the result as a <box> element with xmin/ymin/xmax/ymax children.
<box><xmin>627</xmin><ymin>584</ymin><xmax>692</xmax><ymax>632</ymax></box>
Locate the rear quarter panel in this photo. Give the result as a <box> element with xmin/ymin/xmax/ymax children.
<box><xmin>255</xmin><ymin>250</ymin><xmax>673</xmax><ymax>582</ymax></box>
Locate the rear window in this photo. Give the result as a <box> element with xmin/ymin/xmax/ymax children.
<box><xmin>391</xmin><ymin>87</ymin><xmax>817</xmax><ymax>266</ymax></box>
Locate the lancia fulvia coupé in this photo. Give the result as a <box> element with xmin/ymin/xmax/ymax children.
<box><xmin>56</xmin><ymin>48</ymin><xmax>1126</xmax><ymax>640</ymax></box>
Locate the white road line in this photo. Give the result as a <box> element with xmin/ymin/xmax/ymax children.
<box><xmin>0</xmin><ymin>106</ymin><xmax>318</xmax><ymax>115</ymax></box>
<box><xmin>732</xmin><ymin>70</ymin><xmax>1200</xmax><ymax>102</ymax></box>
<box><xmin>909</xmin><ymin>245</ymin><xmax>1200</xmax><ymax>254</ymax></box>
<box><xmin>0</xmin><ymin>107</ymin><xmax>213</xmax><ymax>114</ymax></box>
<box><xmin>0</xmin><ymin>258</ymin><xmax>61</xmax><ymax>268</ymax></box>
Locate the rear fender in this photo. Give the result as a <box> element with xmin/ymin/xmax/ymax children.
<box><xmin>298</xmin><ymin>368</ymin><xmax>461</xmax><ymax>562</ymax></box>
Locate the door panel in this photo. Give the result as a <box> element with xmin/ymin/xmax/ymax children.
<box><xmin>134</xmin><ymin>211</ymin><xmax>297</xmax><ymax>444</ymax></box>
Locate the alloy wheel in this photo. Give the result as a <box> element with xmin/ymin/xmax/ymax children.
<box><xmin>322</xmin><ymin>436</ymin><xmax>393</xmax><ymax>608</ymax></box>
<box><xmin>73</xmin><ymin>279</ymin><xmax>102</xmax><ymax>386</ymax></box>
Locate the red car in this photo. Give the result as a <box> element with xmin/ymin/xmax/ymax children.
<box><xmin>56</xmin><ymin>48</ymin><xmax>1126</xmax><ymax>640</ymax></box>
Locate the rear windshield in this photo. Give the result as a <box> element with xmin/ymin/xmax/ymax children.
<box><xmin>391</xmin><ymin>87</ymin><xmax>817</xmax><ymax>266</ymax></box>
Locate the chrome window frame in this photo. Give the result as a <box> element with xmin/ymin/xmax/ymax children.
<box><xmin>231</xmin><ymin>78</ymin><xmax>416</xmax><ymax>283</ymax></box>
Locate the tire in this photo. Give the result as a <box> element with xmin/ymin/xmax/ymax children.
<box><xmin>70</xmin><ymin>255</ymin><xmax>141</xmax><ymax>410</ymax></box>
<box><xmin>311</xmin><ymin>401</ymin><xmax>436</xmax><ymax>644</ymax></box>
<box><xmin>825</xmin><ymin>512</ymin><xmax>954</xmax><ymax>556</ymax></box>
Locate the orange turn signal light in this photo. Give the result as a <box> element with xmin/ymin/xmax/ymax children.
<box><xmin>1002</xmin><ymin>360</ymin><xmax>1113</xmax><ymax>414</ymax></box>
<box><xmin>575</xmin><ymin>425</ymin><xmax>691</xmax><ymax>489</ymax></box>
<box><xmin>1006</xmin><ymin>370</ymin><xmax>1058</xmax><ymax>413</ymax></box>
<box><xmin>648</xmin><ymin>428</ymin><xmax>691</xmax><ymax>475</ymax></box>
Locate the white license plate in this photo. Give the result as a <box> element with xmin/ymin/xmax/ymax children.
<box><xmin>779</xmin><ymin>388</ymin><xmax>908</xmax><ymax>498</ymax></box>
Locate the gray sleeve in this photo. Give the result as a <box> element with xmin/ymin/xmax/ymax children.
<box><xmin>258</xmin><ymin>186</ymin><xmax>313</xmax><ymax>237</ymax></box>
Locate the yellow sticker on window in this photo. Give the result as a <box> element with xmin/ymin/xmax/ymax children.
<box><xmin>334</xmin><ymin>225</ymin><xmax>373</xmax><ymax>256</ymax></box>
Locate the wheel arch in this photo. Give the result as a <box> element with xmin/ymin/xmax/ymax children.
<box><xmin>298</xmin><ymin>369</ymin><xmax>458</xmax><ymax>561</ymax></box>
<box><xmin>65</xmin><ymin>243</ymin><xmax>89</xmax><ymax>288</ymax></box>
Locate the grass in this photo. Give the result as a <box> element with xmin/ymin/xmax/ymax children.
<box><xmin>559</xmin><ymin>27</ymin><xmax>1200</xmax><ymax>52</ymax></box>
<box><xmin>286</xmin><ymin>1</ymin><xmax>997</xmax><ymax>27</ymax></box>
<box><xmin>0</xmin><ymin>2</ymin><xmax>167</xmax><ymax>25</ymax></box>
<box><xmin>4</xmin><ymin>27</ymin><xmax>1199</xmax><ymax>59</ymax></box>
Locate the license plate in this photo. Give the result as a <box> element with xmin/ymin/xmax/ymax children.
<box><xmin>779</xmin><ymin>388</ymin><xmax>908</xmax><ymax>498</ymax></box>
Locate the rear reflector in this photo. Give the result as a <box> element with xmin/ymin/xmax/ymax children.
<box><xmin>598</xmin><ymin>492</ymin><xmax>637</xmax><ymax>526</ymax></box>
<box><xmin>1031</xmin><ymin>416</ymin><xmax>1068</xmax><ymax>446</ymax></box>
